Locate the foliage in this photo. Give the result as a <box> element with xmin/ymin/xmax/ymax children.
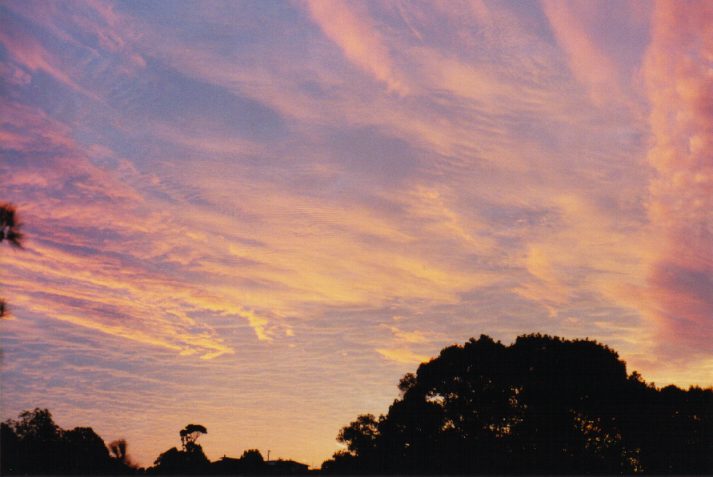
<box><xmin>2</xmin><ymin>335</ymin><xmax>709</xmax><ymax>475</ymax></box>
<box><xmin>1</xmin><ymin>408</ymin><xmax>137</xmax><ymax>475</ymax></box>
<box><xmin>151</xmin><ymin>424</ymin><xmax>210</xmax><ymax>474</ymax></box>
<box><xmin>322</xmin><ymin>334</ymin><xmax>713</xmax><ymax>474</ymax></box>
<box><xmin>180</xmin><ymin>423</ymin><xmax>208</xmax><ymax>450</ymax></box>
<box><xmin>152</xmin><ymin>445</ymin><xmax>210</xmax><ymax>475</ymax></box>
<box><xmin>241</xmin><ymin>448</ymin><xmax>265</xmax><ymax>465</ymax></box>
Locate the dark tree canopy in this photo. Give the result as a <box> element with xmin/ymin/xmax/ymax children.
<box><xmin>152</xmin><ymin>424</ymin><xmax>210</xmax><ymax>475</ymax></box>
<box><xmin>152</xmin><ymin>445</ymin><xmax>210</xmax><ymax>475</ymax></box>
<box><xmin>240</xmin><ymin>449</ymin><xmax>266</xmax><ymax>473</ymax></box>
<box><xmin>2</xmin><ymin>411</ymin><xmax>310</xmax><ymax>476</ymax></box>
<box><xmin>337</xmin><ymin>414</ymin><xmax>380</xmax><ymax>457</ymax></box>
<box><xmin>180</xmin><ymin>423</ymin><xmax>208</xmax><ymax>451</ymax></box>
<box><xmin>241</xmin><ymin>448</ymin><xmax>265</xmax><ymax>464</ymax></box>
<box><xmin>2</xmin><ymin>335</ymin><xmax>709</xmax><ymax>475</ymax></box>
<box><xmin>322</xmin><ymin>334</ymin><xmax>713</xmax><ymax>474</ymax></box>
<box><xmin>1</xmin><ymin>408</ymin><xmax>137</xmax><ymax>475</ymax></box>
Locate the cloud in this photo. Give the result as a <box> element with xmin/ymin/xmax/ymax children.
<box><xmin>0</xmin><ymin>20</ymin><xmax>86</xmax><ymax>95</ymax></box>
<box><xmin>382</xmin><ymin>324</ymin><xmax>430</xmax><ymax>345</ymax></box>
<box><xmin>7</xmin><ymin>0</ymin><xmax>686</xmax><ymax>381</ymax></box>
<box><xmin>376</xmin><ymin>348</ymin><xmax>430</xmax><ymax>365</ymax></box>
<box><xmin>2</xmin><ymin>1</ymin><xmax>712</xmax><ymax>469</ymax></box>
<box><xmin>2</xmin><ymin>1</ymin><xmax>146</xmax><ymax>76</ymax></box>
<box><xmin>1</xmin><ymin>101</ymin><xmax>240</xmax><ymax>358</ymax></box>
<box><xmin>305</xmin><ymin>0</ymin><xmax>409</xmax><ymax>95</ymax></box>
<box><xmin>541</xmin><ymin>0</ymin><xmax>626</xmax><ymax>106</ymax></box>
<box><xmin>641</xmin><ymin>1</ymin><xmax>713</xmax><ymax>359</ymax></box>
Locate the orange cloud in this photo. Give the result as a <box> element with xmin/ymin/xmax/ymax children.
<box><xmin>376</xmin><ymin>348</ymin><xmax>430</xmax><ymax>365</ymax></box>
<box><xmin>383</xmin><ymin>324</ymin><xmax>430</xmax><ymax>345</ymax></box>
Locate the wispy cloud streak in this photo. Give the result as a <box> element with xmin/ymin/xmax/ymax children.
<box><xmin>305</xmin><ymin>0</ymin><xmax>409</xmax><ymax>95</ymax></box>
<box><xmin>1</xmin><ymin>0</ymin><xmax>711</xmax><ymax>468</ymax></box>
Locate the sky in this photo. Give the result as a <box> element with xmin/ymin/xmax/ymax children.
<box><xmin>1</xmin><ymin>0</ymin><xmax>712</xmax><ymax>468</ymax></box>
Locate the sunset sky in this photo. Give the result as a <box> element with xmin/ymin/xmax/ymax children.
<box><xmin>1</xmin><ymin>0</ymin><xmax>712</xmax><ymax>468</ymax></box>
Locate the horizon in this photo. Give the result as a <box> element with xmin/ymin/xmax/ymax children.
<box><xmin>4</xmin><ymin>333</ymin><xmax>711</xmax><ymax>472</ymax></box>
<box><xmin>1</xmin><ymin>0</ymin><xmax>712</xmax><ymax>469</ymax></box>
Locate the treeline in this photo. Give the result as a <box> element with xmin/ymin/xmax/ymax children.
<box><xmin>321</xmin><ymin>334</ymin><xmax>712</xmax><ymax>474</ymax></box>
<box><xmin>1</xmin><ymin>409</ymin><xmax>136</xmax><ymax>475</ymax></box>
<box><xmin>1</xmin><ymin>412</ymin><xmax>309</xmax><ymax>475</ymax></box>
<box><xmin>2</xmin><ymin>334</ymin><xmax>712</xmax><ymax>474</ymax></box>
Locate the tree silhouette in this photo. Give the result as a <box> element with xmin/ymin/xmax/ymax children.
<box><xmin>153</xmin><ymin>447</ymin><xmax>185</xmax><ymax>473</ymax></box>
<box><xmin>1</xmin><ymin>202</ymin><xmax>24</xmax><ymax>319</ymax></box>
<box><xmin>1</xmin><ymin>408</ymin><xmax>137</xmax><ymax>475</ymax></box>
<box><xmin>61</xmin><ymin>427</ymin><xmax>113</xmax><ymax>474</ymax></box>
<box><xmin>180</xmin><ymin>423</ymin><xmax>207</xmax><ymax>451</ymax></box>
<box><xmin>152</xmin><ymin>424</ymin><xmax>209</xmax><ymax>474</ymax></box>
<box><xmin>1</xmin><ymin>409</ymin><xmax>58</xmax><ymax>474</ymax></box>
<box><xmin>1</xmin><ymin>334</ymin><xmax>709</xmax><ymax>475</ymax></box>
<box><xmin>337</xmin><ymin>414</ymin><xmax>380</xmax><ymax>456</ymax></box>
<box><xmin>109</xmin><ymin>439</ymin><xmax>133</xmax><ymax>467</ymax></box>
<box><xmin>240</xmin><ymin>449</ymin><xmax>265</xmax><ymax>473</ymax></box>
<box><xmin>322</xmin><ymin>334</ymin><xmax>713</xmax><ymax>474</ymax></box>
<box><xmin>0</xmin><ymin>202</ymin><xmax>23</xmax><ymax>248</ymax></box>
<box><xmin>1</xmin><ymin>421</ymin><xmax>21</xmax><ymax>474</ymax></box>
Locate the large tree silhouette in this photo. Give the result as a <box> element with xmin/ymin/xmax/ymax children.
<box><xmin>2</xmin><ymin>336</ymin><xmax>709</xmax><ymax>475</ymax></box>
<box><xmin>322</xmin><ymin>334</ymin><xmax>712</xmax><ymax>474</ymax></box>
<box><xmin>1</xmin><ymin>408</ymin><xmax>137</xmax><ymax>475</ymax></box>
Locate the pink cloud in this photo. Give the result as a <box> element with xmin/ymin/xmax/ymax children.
<box><xmin>642</xmin><ymin>1</ymin><xmax>713</xmax><ymax>357</ymax></box>
<box><xmin>541</xmin><ymin>0</ymin><xmax>624</xmax><ymax>106</ymax></box>
<box><xmin>305</xmin><ymin>0</ymin><xmax>409</xmax><ymax>95</ymax></box>
<box><xmin>0</xmin><ymin>21</ymin><xmax>98</xmax><ymax>99</ymax></box>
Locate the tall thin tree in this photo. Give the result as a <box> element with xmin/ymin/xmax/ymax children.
<box><xmin>1</xmin><ymin>202</ymin><xmax>24</xmax><ymax>318</ymax></box>
<box><xmin>0</xmin><ymin>203</ymin><xmax>24</xmax><ymax>248</ymax></box>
